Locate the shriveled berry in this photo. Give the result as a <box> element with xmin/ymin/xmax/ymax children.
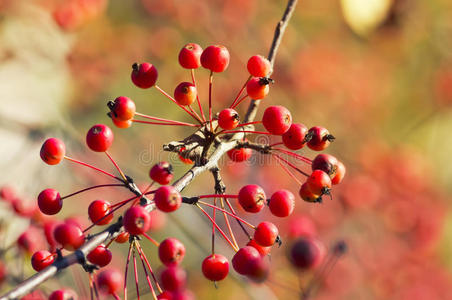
<box><xmin>87</xmin><ymin>244</ymin><xmax>112</xmax><ymax>267</ymax></box>
<box><xmin>31</xmin><ymin>250</ymin><xmax>54</xmax><ymax>271</ymax></box>
<box><xmin>332</xmin><ymin>161</ymin><xmax>346</xmax><ymax>185</ymax></box>
<box><xmin>227</xmin><ymin>147</ymin><xmax>252</xmax><ymax>162</ymax></box>
<box><xmin>307</xmin><ymin>126</ymin><xmax>334</xmax><ymax>151</ymax></box>
<box><xmin>159</xmin><ymin>238</ymin><xmax>186</xmax><ymax>266</ymax></box>
<box><xmin>247</xmin><ymin>239</ymin><xmax>271</xmax><ymax>257</ymax></box>
<box><xmin>268</xmin><ymin>189</ymin><xmax>295</xmax><ymax>217</ymax></box>
<box><xmin>288</xmin><ymin>237</ymin><xmax>325</xmax><ymax>270</ymax></box>
<box><xmin>88</xmin><ymin>199</ymin><xmax>113</xmax><ymax>226</ymax></box>
<box><xmin>202</xmin><ymin>254</ymin><xmax>229</xmax><ymax>281</ymax></box>
<box><xmin>311</xmin><ymin>154</ymin><xmax>338</xmax><ymax>177</ymax></box>
<box><xmin>37</xmin><ymin>189</ymin><xmax>62</xmax><ymax>215</ymax></box>
<box><xmin>246</xmin><ymin>77</ymin><xmax>270</xmax><ymax>100</ymax></box>
<box><xmin>238</xmin><ymin>184</ymin><xmax>266</xmax><ymax>213</ymax></box>
<box><xmin>131</xmin><ymin>62</ymin><xmax>158</xmax><ymax>89</ymax></box>
<box><xmin>123</xmin><ymin>206</ymin><xmax>151</xmax><ymax>235</ymax></box>
<box><xmin>247</xmin><ymin>55</ymin><xmax>272</xmax><ymax>77</ymax></box>
<box><xmin>299</xmin><ymin>182</ymin><xmax>321</xmax><ymax>203</ymax></box>
<box><xmin>54</xmin><ymin>222</ymin><xmax>85</xmax><ymax>250</ymax></box>
<box><xmin>174</xmin><ymin>82</ymin><xmax>197</xmax><ymax>106</ymax></box>
<box><xmin>160</xmin><ymin>266</ymin><xmax>187</xmax><ymax>291</ymax></box>
<box><xmin>178</xmin><ymin>43</ymin><xmax>202</xmax><ymax>69</ymax></box>
<box><xmin>155</xmin><ymin>186</ymin><xmax>182</xmax><ymax>213</ymax></box>
<box><xmin>200</xmin><ymin>45</ymin><xmax>230</xmax><ymax>72</ymax></box>
<box><xmin>232</xmin><ymin>246</ymin><xmax>261</xmax><ymax>275</ymax></box>
<box><xmin>254</xmin><ymin>222</ymin><xmax>279</xmax><ymax>247</ymax></box>
<box><xmin>97</xmin><ymin>268</ymin><xmax>123</xmax><ymax>295</ymax></box>
<box><xmin>307</xmin><ymin>170</ymin><xmax>332</xmax><ymax>195</ymax></box>
<box><xmin>40</xmin><ymin>138</ymin><xmax>65</xmax><ymax>165</ymax></box>
<box><xmin>109</xmin><ymin>96</ymin><xmax>135</xmax><ymax>121</ymax></box>
<box><xmin>218</xmin><ymin>108</ymin><xmax>240</xmax><ymax>130</ymax></box>
<box><xmin>48</xmin><ymin>289</ymin><xmax>78</xmax><ymax>300</ymax></box>
<box><xmin>282</xmin><ymin>123</ymin><xmax>308</xmax><ymax>150</ymax></box>
<box><xmin>86</xmin><ymin>124</ymin><xmax>114</xmax><ymax>152</ymax></box>
<box><xmin>150</xmin><ymin>162</ymin><xmax>174</xmax><ymax>185</ymax></box>
<box><xmin>262</xmin><ymin>106</ymin><xmax>292</xmax><ymax>135</ymax></box>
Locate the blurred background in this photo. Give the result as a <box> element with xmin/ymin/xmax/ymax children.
<box><xmin>1</xmin><ymin>0</ymin><xmax>452</xmax><ymax>299</ymax></box>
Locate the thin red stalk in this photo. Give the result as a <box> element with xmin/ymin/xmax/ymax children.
<box><xmin>231</xmin><ymin>94</ymin><xmax>249</xmax><ymax>109</ymax></box>
<box><xmin>198</xmin><ymin>201</ymin><xmax>255</xmax><ymax>229</ymax></box>
<box><xmin>154</xmin><ymin>85</ymin><xmax>202</xmax><ymax>124</ymax></box>
<box><xmin>132</xmin><ymin>248</ymin><xmax>140</xmax><ymax>300</ymax></box>
<box><xmin>137</xmin><ymin>244</ymin><xmax>158</xmax><ymax>300</ymax></box>
<box><xmin>272</xmin><ymin>153</ymin><xmax>310</xmax><ymax>177</ymax></box>
<box><xmin>105</xmin><ymin>151</ymin><xmax>127</xmax><ymax>181</ymax></box>
<box><xmin>191</xmin><ymin>68</ymin><xmax>206</xmax><ymax>122</ymax></box>
<box><xmin>270</xmin><ymin>142</ymin><xmax>283</xmax><ymax>147</ymax></box>
<box><xmin>196</xmin><ymin>204</ymin><xmax>239</xmax><ymax>252</ymax></box>
<box><xmin>135</xmin><ymin>243</ymin><xmax>162</xmax><ymax>294</ymax></box>
<box><xmin>132</xmin><ymin>120</ymin><xmax>200</xmax><ymax>127</ymax></box>
<box><xmin>112</xmin><ymin>293</ymin><xmax>121</xmax><ymax>300</ymax></box>
<box><xmin>220</xmin><ymin>198</ymin><xmax>239</xmax><ymax>249</ymax></box>
<box><xmin>142</xmin><ymin>232</ymin><xmax>160</xmax><ymax>247</ymax></box>
<box><xmin>221</xmin><ymin>130</ymin><xmax>271</xmax><ymax>135</ymax></box>
<box><xmin>208</xmin><ymin>71</ymin><xmax>213</xmax><ymax>132</ymax></box>
<box><xmin>61</xmin><ymin>184</ymin><xmax>124</xmax><ymax>200</ymax></box>
<box><xmin>225</xmin><ymin>198</ymin><xmax>251</xmax><ymax>239</ymax></box>
<box><xmin>64</xmin><ymin>156</ymin><xmax>122</xmax><ymax>182</ymax></box>
<box><xmin>273</xmin><ymin>154</ymin><xmax>303</xmax><ymax>185</ymax></box>
<box><xmin>230</xmin><ymin>75</ymin><xmax>251</xmax><ymax>108</ymax></box>
<box><xmin>135</xmin><ymin>112</ymin><xmax>200</xmax><ymax>126</ymax></box>
<box><xmin>198</xmin><ymin>194</ymin><xmax>238</xmax><ymax>199</ymax></box>
<box><xmin>235</xmin><ymin>121</ymin><xmax>262</xmax><ymax>128</ymax></box>
<box><xmin>124</xmin><ymin>242</ymin><xmax>134</xmax><ymax>300</ymax></box>
<box><xmin>187</xmin><ymin>105</ymin><xmax>203</xmax><ymax>124</ymax></box>
<box><xmin>273</xmin><ymin>148</ymin><xmax>312</xmax><ymax>164</ymax></box>
<box><xmin>212</xmin><ymin>198</ymin><xmax>216</xmax><ymax>254</ymax></box>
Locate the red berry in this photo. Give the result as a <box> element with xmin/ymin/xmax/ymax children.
<box><xmin>131</xmin><ymin>62</ymin><xmax>158</xmax><ymax>88</ymax></box>
<box><xmin>112</xmin><ymin>116</ymin><xmax>132</xmax><ymax>129</ymax></box>
<box><xmin>170</xmin><ymin>290</ymin><xmax>195</xmax><ymax>300</ymax></box>
<box><xmin>262</xmin><ymin>105</ymin><xmax>292</xmax><ymax>135</ymax></box>
<box><xmin>155</xmin><ymin>186</ymin><xmax>182</xmax><ymax>213</ymax></box>
<box><xmin>53</xmin><ymin>222</ymin><xmax>85</xmax><ymax>250</ymax></box>
<box><xmin>307</xmin><ymin>170</ymin><xmax>332</xmax><ymax>195</ymax></box>
<box><xmin>202</xmin><ymin>254</ymin><xmax>229</xmax><ymax>281</ymax></box>
<box><xmin>332</xmin><ymin>161</ymin><xmax>346</xmax><ymax>185</ymax></box>
<box><xmin>48</xmin><ymin>289</ymin><xmax>78</xmax><ymax>300</ymax></box>
<box><xmin>31</xmin><ymin>250</ymin><xmax>54</xmax><ymax>271</ymax></box>
<box><xmin>157</xmin><ymin>291</ymin><xmax>172</xmax><ymax>300</ymax></box>
<box><xmin>246</xmin><ymin>77</ymin><xmax>270</xmax><ymax>100</ymax></box>
<box><xmin>115</xmin><ymin>231</ymin><xmax>130</xmax><ymax>244</ymax></box>
<box><xmin>44</xmin><ymin>220</ymin><xmax>60</xmax><ymax>250</ymax></box>
<box><xmin>299</xmin><ymin>182</ymin><xmax>320</xmax><ymax>203</ymax></box>
<box><xmin>246</xmin><ymin>239</ymin><xmax>271</xmax><ymax>257</ymax></box>
<box><xmin>218</xmin><ymin>108</ymin><xmax>240</xmax><ymax>130</ymax></box>
<box><xmin>160</xmin><ymin>266</ymin><xmax>187</xmax><ymax>291</ymax></box>
<box><xmin>12</xmin><ymin>198</ymin><xmax>37</xmax><ymax>217</ymax></box>
<box><xmin>0</xmin><ymin>185</ymin><xmax>16</xmax><ymax>203</ymax></box>
<box><xmin>150</xmin><ymin>162</ymin><xmax>174</xmax><ymax>185</ymax></box>
<box><xmin>311</xmin><ymin>154</ymin><xmax>338</xmax><ymax>177</ymax></box>
<box><xmin>87</xmin><ymin>244</ymin><xmax>112</xmax><ymax>267</ymax></box>
<box><xmin>200</xmin><ymin>45</ymin><xmax>230</xmax><ymax>73</ymax></box>
<box><xmin>178</xmin><ymin>43</ymin><xmax>202</xmax><ymax>69</ymax></box>
<box><xmin>247</xmin><ymin>55</ymin><xmax>272</xmax><ymax>77</ymax></box>
<box><xmin>268</xmin><ymin>189</ymin><xmax>295</xmax><ymax>217</ymax></box>
<box><xmin>282</xmin><ymin>123</ymin><xmax>308</xmax><ymax>150</ymax></box>
<box><xmin>232</xmin><ymin>246</ymin><xmax>261</xmax><ymax>275</ymax></box>
<box><xmin>123</xmin><ymin>206</ymin><xmax>151</xmax><ymax>235</ymax></box>
<box><xmin>178</xmin><ymin>147</ymin><xmax>193</xmax><ymax>164</ymax></box>
<box><xmin>246</xmin><ymin>256</ymin><xmax>269</xmax><ymax>283</ymax></box>
<box><xmin>288</xmin><ymin>237</ymin><xmax>325</xmax><ymax>270</ymax></box>
<box><xmin>174</xmin><ymin>82</ymin><xmax>197</xmax><ymax>106</ymax></box>
<box><xmin>97</xmin><ymin>268</ymin><xmax>123</xmax><ymax>295</ymax></box>
<box><xmin>18</xmin><ymin>227</ymin><xmax>43</xmax><ymax>254</ymax></box>
<box><xmin>109</xmin><ymin>96</ymin><xmax>135</xmax><ymax>121</ymax></box>
<box><xmin>88</xmin><ymin>199</ymin><xmax>113</xmax><ymax>226</ymax></box>
<box><xmin>37</xmin><ymin>189</ymin><xmax>62</xmax><ymax>215</ymax></box>
<box><xmin>307</xmin><ymin>126</ymin><xmax>334</xmax><ymax>151</ymax></box>
<box><xmin>254</xmin><ymin>222</ymin><xmax>279</xmax><ymax>247</ymax></box>
<box><xmin>159</xmin><ymin>238</ymin><xmax>186</xmax><ymax>266</ymax></box>
<box><xmin>227</xmin><ymin>147</ymin><xmax>252</xmax><ymax>162</ymax></box>
<box><xmin>238</xmin><ymin>184</ymin><xmax>266</xmax><ymax>213</ymax></box>
<box><xmin>40</xmin><ymin>138</ymin><xmax>65</xmax><ymax>165</ymax></box>
<box><xmin>86</xmin><ymin>124</ymin><xmax>114</xmax><ymax>152</ymax></box>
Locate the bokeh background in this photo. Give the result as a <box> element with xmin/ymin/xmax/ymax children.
<box><xmin>1</xmin><ymin>0</ymin><xmax>452</xmax><ymax>299</ymax></box>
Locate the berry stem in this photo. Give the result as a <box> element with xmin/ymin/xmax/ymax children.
<box><xmin>132</xmin><ymin>120</ymin><xmax>201</xmax><ymax>127</ymax></box>
<box><xmin>135</xmin><ymin>242</ymin><xmax>162</xmax><ymax>294</ymax></box>
<box><xmin>154</xmin><ymin>85</ymin><xmax>203</xmax><ymax>124</ymax></box>
<box><xmin>225</xmin><ymin>198</ymin><xmax>251</xmax><ymax>239</ymax></box>
<box><xmin>142</xmin><ymin>232</ymin><xmax>160</xmax><ymax>247</ymax></box>
<box><xmin>195</xmin><ymin>203</ymin><xmax>239</xmax><ymax>252</ymax></box>
<box><xmin>190</xmin><ymin>68</ymin><xmax>207</xmax><ymax>122</ymax></box>
<box><xmin>273</xmin><ymin>154</ymin><xmax>303</xmax><ymax>185</ymax></box>
<box><xmin>132</xmin><ymin>248</ymin><xmax>140</xmax><ymax>300</ymax></box>
<box><xmin>105</xmin><ymin>151</ymin><xmax>127</xmax><ymax>182</ymax></box>
<box><xmin>60</xmin><ymin>184</ymin><xmax>125</xmax><ymax>200</ymax></box>
<box><xmin>272</xmin><ymin>153</ymin><xmax>309</xmax><ymax>177</ymax></box>
<box><xmin>124</xmin><ymin>242</ymin><xmax>134</xmax><ymax>300</ymax></box>
<box><xmin>134</xmin><ymin>112</ymin><xmax>201</xmax><ymax>127</ymax></box>
<box><xmin>273</xmin><ymin>148</ymin><xmax>312</xmax><ymax>164</ymax></box>
<box><xmin>235</xmin><ymin>121</ymin><xmax>262</xmax><ymax>128</ymax></box>
<box><xmin>230</xmin><ymin>75</ymin><xmax>251</xmax><ymax>108</ymax></box>
<box><xmin>211</xmin><ymin>197</ymin><xmax>217</xmax><ymax>254</ymax></box>
<box><xmin>270</xmin><ymin>142</ymin><xmax>283</xmax><ymax>147</ymax></box>
<box><xmin>208</xmin><ymin>71</ymin><xmax>214</xmax><ymax>132</ymax></box>
<box><xmin>231</xmin><ymin>94</ymin><xmax>249</xmax><ymax>109</ymax></box>
<box><xmin>198</xmin><ymin>194</ymin><xmax>238</xmax><ymax>199</ymax></box>
<box><xmin>136</xmin><ymin>243</ymin><xmax>158</xmax><ymax>300</ymax></box>
<box><xmin>220</xmin><ymin>198</ymin><xmax>239</xmax><ymax>249</ymax></box>
<box><xmin>198</xmin><ymin>200</ymin><xmax>255</xmax><ymax>229</ymax></box>
<box><xmin>220</xmin><ymin>130</ymin><xmax>271</xmax><ymax>135</ymax></box>
<box><xmin>112</xmin><ymin>293</ymin><xmax>121</xmax><ymax>300</ymax></box>
<box><xmin>63</xmin><ymin>156</ymin><xmax>122</xmax><ymax>182</ymax></box>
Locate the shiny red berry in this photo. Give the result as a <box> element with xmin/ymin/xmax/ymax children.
<box><xmin>40</xmin><ymin>138</ymin><xmax>65</xmax><ymax>165</ymax></box>
<box><xmin>332</xmin><ymin>161</ymin><xmax>346</xmax><ymax>185</ymax></box>
<box><xmin>155</xmin><ymin>186</ymin><xmax>182</xmax><ymax>213</ymax></box>
<box><xmin>307</xmin><ymin>170</ymin><xmax>332</xmax><ymax>195</ymax></box>
<box><xmin>109</xmin><ymin>96</ymin><xmax>135</xmax><ymax>121</ymax></box>
<box><xmin>150</xmin><ymin>162</ymin><xmax>174</xmax><ymax>185</ymax></box>
<box><xmin>299</xmin><ymin>182</ymin><xmax>321</xmax><ymax>203</ymax></box>
<box><xmin>160</xmin><ymin>266</ymin><xmax>187</xmax><ymax>291</ymax></box>
<box><xmin>262</xmin><ymin>105</ymin><xmax>292</xmax><ymax>135</ymax></box>
<box><xmin>288</xmin><ymin>237</ymin><xmax>326</xmax><ymax>270</ymax></box>
<box><xmin>218</xmin><ymin>108</ymin><xmax>240</xmax><ymax>130</ymax></box>
<box><xmin>178</xmin><ymin>43</ymin><xmax>202</xmax><ymax>69</ymax></box>
<box><xmin>307</xmin><ymin>126</ymin><xmax>334</xmax><ymax>151</ymax></box>
<box><xmin>174</xmin><ymin>82</ymin><xmax>197</xmax><ymax>106</ymax></box>
<box><xmin>247</xmin><ymin>55</ymin><xmax>272</xmax><ymax>77</ymax></box>
<box><xmin>268</xmin><ymin>189</ymin><xmax>295</xmax><ymax>217</ymax></box>
<box><xmin>232</xmin><ymin>246</ymin><xmax>261</xmax><ymax>275</ymax></box>
<box><xmin>53</xmin><ymin>222</ymin><xmax>85</xmax><ymax>250</ymax></box>
<box><xmin>282</xmin><ymin>123</ymin><xmax>308</xmax><ymax>150</ymax></box>
<box><xmin>48</xmin><ymin>289</ymin><xmax>78</xmax><ymax>300</ymax></box>
<box><xmin>254</xmin><ymin>222</ymin><xmax>279</xmax><ymax>247</ymax></box>
<box><xmin>88</xmin><ymin>199</ymin><xmax>113</xmax><ymax>226</ymax></box>
<box><xmin>227</xmin><ymin>147</ymin><xmax>252</xmax><ymax>162</ymax></box>
<box><xmin>31</xmin><ymin>250</ymin><xmax>54</xmax><ymax>271</ymax></box>
<box><xmin>200</xmin><ymin>45</ymin><xmax>230</xmax><ymax>72</ymax></box>
<box><xmin>246</xmin><ymin>77</ymin><xmax>270</xmax><ymax>100</ymax></box>
<box><xmin>97</xmin><ymin>268</ymin><xmax>123</xmax><ymax>295</ymax></box>
<box><xmin>238</xmin><ymin>184</ymin><xmax>266</xmax><ymax>213</ymax></box>
<box><xmin>37</xmin><ymin>189</ymin><xmax>62</xmax><ymax>215</ymax></box>
<box><xmin>159</xmin><ymin>238</ymin><xmax>186</xmax><ymax>266</ymax></box>
<box><xmin>202</xmin><ymin>254</ymin><xmax>229</xmax><ymax>281</ymax></box>
<box><xmin>87</xmin><ymin>244</ymin><xmax>112</xmax><ymax>267</ymax></box>
<box><xmin>131</xmin><ymin>62</ymin><xmax>158</xmax><ymax>89</ymax></box>
<box><xmin>86</xmin><ymin>124</ymin><xmax>114</xmax><ymax>152</ymax></box>
<box><xmin>123</xmin><ymin>206</ymin><xmax>151</xmax><ymax>235</ymax></box>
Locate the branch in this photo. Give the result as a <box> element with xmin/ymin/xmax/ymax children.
<box><xmin>0</xmin><ymin>1</ymin><xmax>299</xmax><ymax>298</ymax></box>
